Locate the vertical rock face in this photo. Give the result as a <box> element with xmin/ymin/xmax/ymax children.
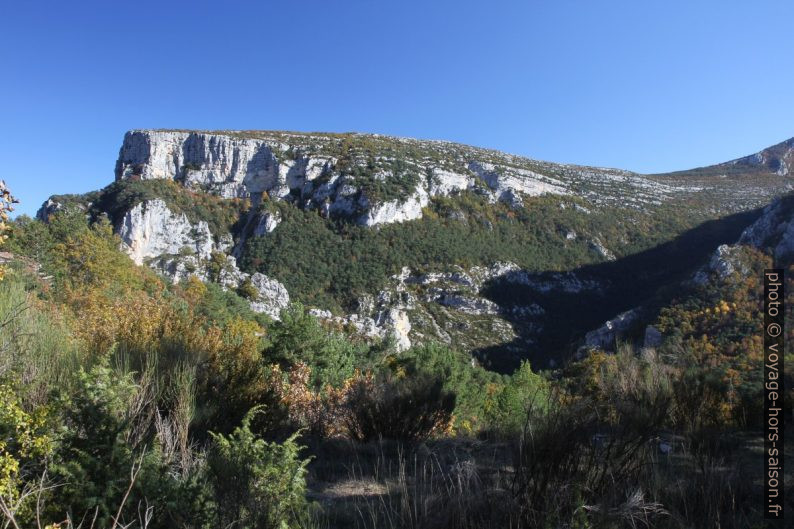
<box><xmin>115</xmin><ymin>130</ymin><xmax>284</xmax><ymax>198</ymax></box>
<box><xmin>118</xmin><ymin>199</ymin><xmax>215</xmax><ymax>265</ymax></box>
<box><xmin>357</xmin><ymin>188</ymin><xmax>429</xmax><ymax>226</ymax></box>
<box><xmin>248</xmin><ymin>272</ymin><xmax>290</xmax><ymax>319</ymax></box>
<box><xmin>114</xmin><ymin>130</ymin><xmax>585</xmax><ymax>227</ymax></box>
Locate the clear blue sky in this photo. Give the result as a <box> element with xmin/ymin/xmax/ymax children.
<box><xmin>3</xmin><ymin>0</ymin><xmax>793</xmax><ymax>216</ymax></box>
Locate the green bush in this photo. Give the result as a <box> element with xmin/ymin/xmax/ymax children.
<box><xmin>237</xmin><ymin>277</ymin><xmax>260</xmax><ymax>300</ymax></box>
<box><xmin>389</xmin><ymin>343</ymin><xmax>500</xmax><ymax>427</ymax></box>
<box><xmin>484</xmin><ymin>360</ymin><xmax>549</xmax><ymax>435</ymax></box>
<box><xmin>50</xmin><ymin>364</ymin><xmax>209</xmax><ymax>529</ymax></box>
<box><xmin>265</xmin><ymin>303</ymin><xmax>361</xmax><ymax>388</ymax></box>
<box><xmin>206</xmin><ymin>408</ymin><xmax>310</xmax><ymax>529</ymax></box>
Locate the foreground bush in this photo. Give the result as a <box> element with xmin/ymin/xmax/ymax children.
<box><xmin>206</xmin><ymin>408</ymin><xmax>311</xmax><ymax>529</ymax></box>
<box><xmin>344</xmin><ymin>373</ymin><xmax>455</xmax><ymax>443</ymax></box>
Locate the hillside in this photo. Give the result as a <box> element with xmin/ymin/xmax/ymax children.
<box><xmin>36</xmin><ymin>130</ymin><xmax>794</xmax><ymax>368</ymax></box>
<box><xmin>4</xmin><ymin>132</ymin><xmax>794</xmax><ymax>528</ymax></box>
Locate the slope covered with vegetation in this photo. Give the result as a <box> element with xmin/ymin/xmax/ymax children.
<box><xmin>37</xmin><ymin>130</ymin><xmax>794</xmax><ymax>369</ymax></box>
<box><xmin>3</xmin><ymin>159</ymin><xmax>794</xmax><ymax>529</ymax></box>
<box><xmin>11</xmin><ymin>132</ymin><xmax>794</xmax><ymax>527</ymax></box>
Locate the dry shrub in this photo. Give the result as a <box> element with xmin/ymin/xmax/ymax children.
<box><xmin>269</xmin><ymin>362</ymin><xmax>365</xmax><ymax>438</ymax></box>
<box><xmin>353</xmin><ymin>449</ymin><xmax>515</xmax><ymax>529</ymax></box>
<box><xmin>344</xmin><ymin>373</ymin><xmax>456</xmax><ymax>444</ymax></box>
<box><xmin>512</xmin><ymin>383</ymin><xmax>671</xmax><ymax>528</ymax></box>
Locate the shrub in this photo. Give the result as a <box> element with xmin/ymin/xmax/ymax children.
<box><xmin>49</xmin><ymin>364</ymin><xmax>208</xmax><ymax>529</ymax></box>
<box><xmin>344</xmin><ymin>372</ymin><xmax>455</xmax><ymax>443</ymax></box>
<box><xmin>0</xmin><ymin>275</ymin><xmax>81</xmax><ymax>407</ymax></box>
<box><xmin>237</xmin><ymin>276</ymin><xmax>260</xmax><ymax>300</ymax></box>
<box><xmin>265</xmin><ymin>304</ymin><xmax>359</xmax><ymax>388</ymax></box>
<box><xmin>512</xmin><ymin>392</ymin><xmax>669</xmax><ymax>528</ymax></box>
<box><xmin>0</xmin><ymin>385</ymin><xmax>51</xmax><ymax>516</ymax></box>
<box><xmin>206</xmin><ymin>408</ymin><xmax>310</xmax><ymax>529</ymax></box>
<box><xmin>388</xmin><ymin>343</ymin><xmax>501</xmax><ymax>431</ymax></box>
<box><xmin>484</xmin><ymin>360</ymin><xmax>549</xmax><ymax>435</ymax></box>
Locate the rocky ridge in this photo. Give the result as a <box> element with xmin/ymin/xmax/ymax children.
<box><xmin>38</xmin><ymin>130</ymin><xmax>794</xmax><ymax>363</ymax></box>
<box><xmin>583</xmin><ymin>193</ymin><xmax>794</xmax><ymax>354</ymax></box>
<box><xmin>115</xmin><ymin>130</ymin><xmax>714</xmax><ymax>227</ymax></box>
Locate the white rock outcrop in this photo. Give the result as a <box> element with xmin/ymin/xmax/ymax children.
<box><xmin>151</xmin><ymin>252</ymin><xmax>289</xmax><ymax>319</ymax></box>
<box><xmin>114</xmin><ymin>130</ymin><xmax>582</xmax><ymax>227</ymax></box>
<box><xmin>358</xmin><ymin>188</ymin><xmax>429</xmax><ymax>226</ymax></box>
<box><xmin>248</xmin><ymin>272</ymin><xmax>290</xmax><ymax>319</ymax></box>
<box><xmin>118</xmin><ymin>199</ymin><xmax>214</xmax><ymax>265</ymax></box>
<box><xmin>252</xmin><ymin>211</ymin><xmax>281</xmax><ymax>236</ymax></box>
<box><xmin>308</xmin><ymin>307</ymin><xmax>412</xmax><ymax>352</ymax></box>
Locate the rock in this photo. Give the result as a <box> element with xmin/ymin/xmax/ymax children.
<box><xmin>695</xmin><ymin>244</ymin><xmax>748</xmax><ymax>284</ymax></box>
<box><xmin>384</xmin><ymin>308</ymin><xmax>412</xmax><ymax>351</ymax></box>
<box><xmin>727</xmin><ymin>137</ymin><xmax>794</xmax><ymax>176</ymax></box>
<box><xmin>36</xmin><ymin>198</ymin><xmax>65</xmax><ymax>221</ymax></box>
<box><xmin>216</xmin><ymin>255</ymin><xmax>247</xmax><ymax>290</ymax></box>
<box><xmin>308</xmin><ymin>305</ymin><xmax>411</xmax><ymax>351</ymax></box>
<box><xmin>151</xmin><ymin>254</ymin><xmax>208</xmax><ymax>284</ymax></box>
<box><xmin>691</xmin><ymin>196</ymin><xmax>794</xmax><ymax>285</ymax></box>
<box><xmin>589</xmin><ymin>238</ymin><xmax>616</xmax><ymax>261</ymax></box>
<box><xmin>357</xmin><ymin>188</ymin><xmax>429</xmax><ymax>226</ymax></box>
<box><xmin>467</xmin><ymin>161</ymin><xmax>567</xmax><ymax>203</ymax></box>
<box><xmin>428</xmin><ymin>168</ymin><xmax>473</xmax><ymax>196</ymax></box>
<box><xmin>434</xmin><ymin>293</ymin><xmax>500</xmax><ymax>315</ymax></box>
<box><xmin>643</xmin><ymin>325</ymin><xmax>662</xmax><ymax>348</ymax></box>
<box><xmin>248</xmin><ymin>272</ymin><xmax>290</xmax><ymax>319</ymax></box>
<box><xmin>116</xmin><ymin>130</ymin><xmax>280</xmax><ymax>197</ymax></box>
<box><xmin>118</xmin><ymin>199</ymin><xmax>214</xmax><ymax>265</ymax></box>
<box><xmin>584</xmin><ymin>309</ymin><xmax>639</xmax><ymax>350</ymax></box>
<box><xmin>308</xmin><ymin>308</ymin><xmax>333</xmax><ymax>320</ymax></box>
<box><xmin>150</xmin><ymin>251</ymin><xmax>288</xmax><ymax>320</ymax></box>
<box><xmin>252</xmin><ymin>211</ymin><xmax>281</xmax><ymax>236</ymax></box>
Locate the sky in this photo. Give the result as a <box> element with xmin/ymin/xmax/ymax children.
<box><xmin>2</xmin><ymin>0</ymin><xmax>794</xmax><ymax>217</ymax></box>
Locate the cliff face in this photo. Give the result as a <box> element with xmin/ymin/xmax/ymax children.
<box><xmin>725</xmin><ymin>137</ymin><xmax>794</xmax><ymax>177</ymax></box>
<box><xmin>116</xmin><ymin>130</ymin><xmax>331</xmax><ymax>200</ymax></box>
<box><xmin>118</xmin><ymin>199</ymin><xmax>217</xmax><ymax>265</ymax></box>
<box><xmin>114</xmin><ymin>129</ymin><xmax>714</xmax><ymax>228</ymax></box>
<box><xmin>39</xmin><ymin>129</ymin><xmax>794</xmax><ymax>361</ymax></box>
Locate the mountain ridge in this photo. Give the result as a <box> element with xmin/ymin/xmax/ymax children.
<box><xmin>138</xmin><ymin>128</ymin><xmax>794</xmax><ymax>174</ymax></box>
<box><xmin>35</xmin><ymin>129</ymin><xmax>794</xmax><ymax>366</ymax></box>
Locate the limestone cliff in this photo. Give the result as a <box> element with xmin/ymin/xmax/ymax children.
<box><xmin>38</xmin><ymin>129</ymin><xmax>794</xmax><ymax>361</ymax></box>
<box><xmin>114</xmin><ymin>129</ymin><xmax>714</xmax><ymax>228</ymax></box>
<box><xmin>118</xmin><ymin>199</ymin><xmax>216</xmax><ymax>265</ymax></box>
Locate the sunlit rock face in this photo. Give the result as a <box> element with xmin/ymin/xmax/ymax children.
<box><xmin>118</xmin><ymin>198</ymin><xmax>289</xmax><ymax>319</ymax></box>
<box><xmin>738</xmin><ymin>196</ymin><xmax>794</xmax><ymax>260</ymax></box>
<box><xmin>118</xmin><ymin>199</ymin><xmax>215</xmax><ymax>265</ymax></box>
<box><xmin>115</xmin><ymin>130</ymin><xmax>577</xmax><ymax>227</ymax></box>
